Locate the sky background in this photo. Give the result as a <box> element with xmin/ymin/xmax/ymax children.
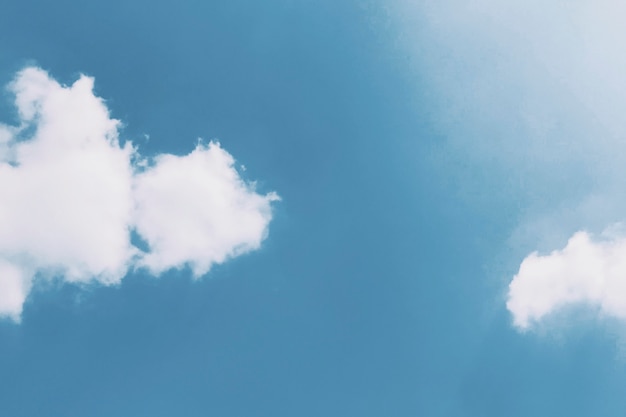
<box><xmin>2</xmin><ymin>1</ymin><xmax>626</xmax><ymax>416</ymax></box>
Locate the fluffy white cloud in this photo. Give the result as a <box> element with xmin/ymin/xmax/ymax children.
<box><xmin>134</xmin><ymin>143</ymin><xmax>279</xmax><ymax>276</ymax></box>
<box><xmin>0</xmin><ymin>67</ymin><xmax>278</xmax><ymax>321</ymax></box>
<box><xmin>507</xmin><ymin>231</ymin><xmax>626</xmax><ymax>329</ymax></box>
<box><xmin>0</xmin><ymin>260</ymin><xmax>30</xmax><ymax>322</ymax></box>
<box><xmin>0</xmin><ymin>68</ymin><xmax>137</xmax><ymax>286</ymax></box>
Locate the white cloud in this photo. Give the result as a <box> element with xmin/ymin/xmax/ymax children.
<box><xmin>0</xmin><ymin>260</ymin><xmax>31</xmax><ymax>322</ymax></box>
<box><xmin>133</xmin><ymin>142</ymin><xmax>279</xmax><ymax>276</ymax></box>
<box><xmin>508</xmin><ymin>230</ymin><xmax>626</xmax><ymax>330</ymax></box>
<box><xmin>0</xmin><ymin>68</ymin><xmax>137</xmax><ymax>288</ymax></box>
<box><xmin>0</xmin><ymin>67</ymin><xmax>279</xmax><ymax>321</ymax></box>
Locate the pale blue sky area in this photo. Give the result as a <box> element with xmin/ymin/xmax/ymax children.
<box><xmin>1</xmin><ymin>1</ymin><xmax>626</xmax><ymax>416</ymax></box>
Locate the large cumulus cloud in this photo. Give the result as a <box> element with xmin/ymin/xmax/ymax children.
<box><xmin>0</xmin><ymin>67</ymin><xmax>278</xmax><ymax>321</ymax></box>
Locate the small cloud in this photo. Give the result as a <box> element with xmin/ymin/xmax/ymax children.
<box><xmin>507</xmin><ymin>229</ymin><xmax>626</xmax><ymax>330</ymax></box>
<box><xmin>134</xmin><ymin>142</ymin><xmax>280</xmax><ymax>277</ymax></box>
<box><xmin>0</xmin><ymin>260</ymin><xmax>31</xmax><ymax>322</ymax></box>
<box><xmin>0</xmin><ymin>67</ymin><xmax>279</xmax><ymax>321</ymax></box>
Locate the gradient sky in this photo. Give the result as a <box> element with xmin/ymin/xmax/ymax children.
<box><xmin>2</xmin><ymin>1</ymin><xmax>626</xmax><ymax>416</ymax></box>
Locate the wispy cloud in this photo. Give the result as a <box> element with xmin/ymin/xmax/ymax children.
<box><xmin>0</xmin><ymin>67</ymin><xmax>279</xmax><ymax>321</ymax></box>
<box><xmin>390</xmin><ymin>0</ymin><xmax>626</xmax><ymax>329</ymax></box>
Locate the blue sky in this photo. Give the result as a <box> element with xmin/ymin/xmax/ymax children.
<box><xmin>2</xmin><ymin>1</ymin><xmax>626</xmax><ymax>416</ymax></box>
